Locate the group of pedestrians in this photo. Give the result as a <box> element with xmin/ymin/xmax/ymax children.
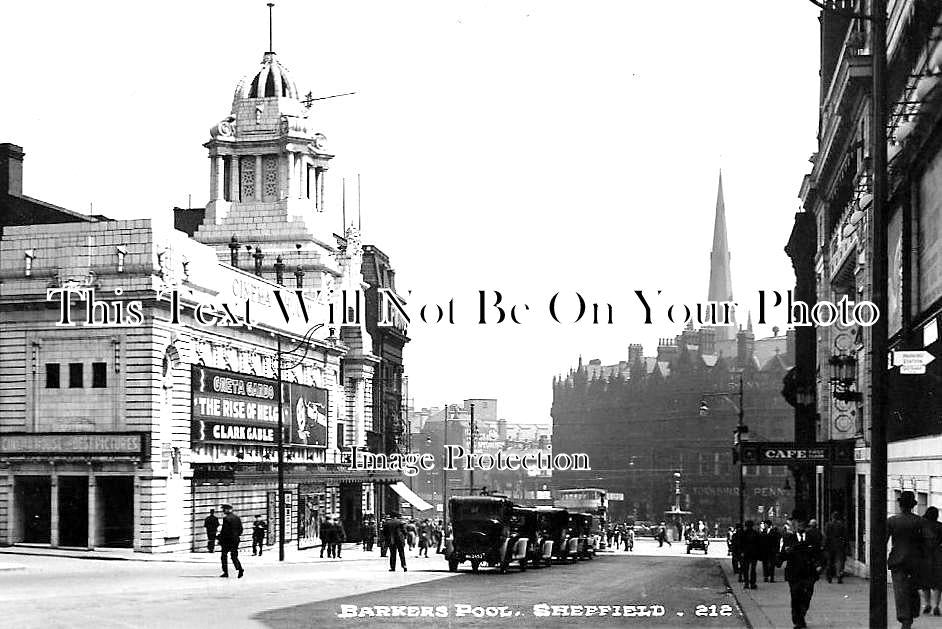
<box><xmin>605</xmin><ymin>522</ymin><xmax>635</xmax><ymax>551</ymax></box>
<box><xmin>319</xmin><ymin>515</ymin><xmax>347</xmax><ymax>559</ymax></box>
<box><xmin>729</xmin><ymin>519</ymin><xmax>786</xmax><ymax>588</ymax></box>
<box><xmin>887</xmin><ymin>491</ymin><xmax>942</xmax><ymax>629</ymax></box>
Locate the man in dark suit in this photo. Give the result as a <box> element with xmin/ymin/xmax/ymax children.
<box><xmin>333</xmin><ymin>516</ymin><xmax>346</xmax><ymax>559</ymax></box>
<box><xmin>382</xmin><ymin>511</ymin><xmax>408</xmax><ymax>572</ymax></box>
<box><xmin>739</xmin><ymin>520</ymin><xmax>762</xmax><ymax>589</ymax></box>
<box><xmin>321</xmin><ymin>516</ymin><xmax>335</xmax><ymax>559</ymax></box>
<box><xmin>251</xmin><ymin>514</ymin><xmax>268</xmax><ymax>556</ymax></box>
<box><xmin>779</xmin><ymin>509</ymin><xmax>823</xmax><ymax>629</ymax></box>
<box><xmin>760</xmin><ymin>520</ymin><xmax>782</xmax><ymax>583</ymax></box>
<box><xmin>888</xmin><ymin>491</ymin><xmax>932</xmax><ymax>629</ymax></box>
<box><xmin>824</xmin><ymin>511</ymin><xmax>848</xmax><ymax>584</ymax></box>
<box><xmin>204</xmin><ymin>509</ymin><xmax>219</xmax><ymax>553</ymax></box>
<box><xmin>219</xmin><ymin>504</ymin><xmax>244</xmax><ymax>579</ymax></box>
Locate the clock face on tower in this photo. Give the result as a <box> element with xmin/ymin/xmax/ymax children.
<box><xmin>313</xmin><ymin>133</ymin><xmax>327</xmax><ymax>151</ymax></box>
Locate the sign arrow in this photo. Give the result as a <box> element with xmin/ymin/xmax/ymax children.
<box><xmin>893</xmin><ymin>350</ymin><xmax>935</xmax><ymax>374</ymax></box>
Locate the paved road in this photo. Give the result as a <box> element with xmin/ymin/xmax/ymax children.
<box><xmin>256</xmin><ymin>553</ymin><xmax>745</xmax><ymax>629</ymax></box>
<box><xmin>0</xmin><ymin>542</ymin><xmax>745</xmax><ymax>628</ymax></box>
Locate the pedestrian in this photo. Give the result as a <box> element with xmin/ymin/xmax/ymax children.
<box><xmin>405</xmin><ymin>519</ymin><xmax>417</xmax><ymax>550</ymax></box>
<box><xmin>625</xmin><ymin>525</ymin><xmax>635</xmax><ymax>552</ymax></box>
<box><xmin>251</xmin><ymin>514</ymin><xmax>267</xmax><ymax>556</ymax></box>
<box><xmin>379</xmin><ymin>514</ymin><xmax>389</xmax><ymax>557</ymax></box>
<box><xmin>919</xmin><ymin>506</ymin><xmax>942</xmax><ymax>616</ymax></box>
<box><xmin>321</xmin><ymin>516</ymin><xmax>335</xmax><ymax>559</ymax></box>
<box><xmin>382</xmin><ymin>511</ymin><xmax>408</xmax><ymax>572</ymax></box>
<box><xmin>433</xmin><ymin>519</ymin><xmax>444</xmax><ymax>553</ymax></box>
<box><xmin>204</xmin><ymin>509</ymin><xmax>219</xmax><ymax>553</ymax></box>
<box><xmin>740</xmin><ymin>520</ymin><xmax>761</xmax><ymax>589</ymax></box>
<box><xmin>824</xmin><ymin>510</ymin><xmax>848</xmax><ymax>583</ymax></box>
<box><xmin>361</xmin><ymin>517</ymin><xmax>375</xmax><ymax>552</ymax></box>
<box><xmin>888</xmin><ymin>491</ymin><xmax>932</xmax><ymax>629</ymax></box>
<box><xmin>333</xmin><ymin>516</ymin><xmax>346</xmax><ymax>558</ymax></box>
<box><xmin>778</xmin><ymin>508</ymin><xmax>823</xmax><ymax>629</ymax></box>
<box><xmin>656</xmin><ymin>522</ymin><xmax>671</xmax><ymax>547</ymax></box>
<box><xmin>219</xmin><ymin>504</ymin><xmax>244</xmax><ymax>579</ymax></box>
<box><xmin>760</xmin><ymin>519</ymin><xmax>781</xmax><ymax>583</ymax></box>
<box><xmin>730</xmin><ymin>523</ymin><xmax>743</xmax><ymax>580</ymax></box>
<box><xmin>417</xmin><ymin>519</ymin><xmax>430</xmax><ymax>558</ymax></box>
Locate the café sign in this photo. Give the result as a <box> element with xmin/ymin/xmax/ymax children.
<box><xmin>740</xmin><ymin>440</ymin><xmax>855</xmax><ymax>466</ymax></box>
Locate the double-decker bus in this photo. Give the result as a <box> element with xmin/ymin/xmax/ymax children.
<box><xmin>555</xmin><ymin>488</ymin><xmax>608</xmax><ymax>551</ymax></box>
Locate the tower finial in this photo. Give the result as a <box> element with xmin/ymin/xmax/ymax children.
<box><xmin>267</xmin><ymin>3</ymin><xmax>275</xmax><ymax>53</ymax></box>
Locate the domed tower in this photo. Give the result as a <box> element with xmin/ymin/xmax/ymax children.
<box><xmin>192</xmin><ymin>49</ymin><xmax>340</xmax><ymax>291</ymax></box>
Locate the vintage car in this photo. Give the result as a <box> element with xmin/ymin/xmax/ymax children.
<box><xmin>569</xmin><ymin>512</ymin><xmax>596</xmax><ymax>559</ymax></box>
<box><xmin>686</xmin><ymin>530</ymin><xmax>710</xmax><ymax>554</ymax></box>
<box><xmin>536</xmin><ymin>506</ymin><xmax>574</xmax><ymax>564</ymax></box>
<box><xmin>446</xmin><ymin>496</ymin><xmax>528</xmax><ymax>573</ymax></box>
<box><xmin>511</xmin><ymin>505</ymin><xmax>553</xmax><ymax>569</ymax></box>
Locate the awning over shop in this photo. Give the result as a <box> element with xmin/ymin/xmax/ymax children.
<box><xmin>389</xmin><ymin>481</ymin><xmax>434</xmax><ymax>511</ymax></box>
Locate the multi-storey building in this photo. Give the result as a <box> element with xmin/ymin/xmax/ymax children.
<box><xmin>795</xmin><ymin>0</ymin><xmax>942</xmax><ymax>577</ymax></box>
<box><xmin>0</xmin><ymin>43</ymin><xmax>405</xmax><ymax>552</ymax></box>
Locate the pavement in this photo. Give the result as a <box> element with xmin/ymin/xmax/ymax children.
<box><xmin>0</xmin><ymin>541</ymin><xmax>373</xmax><ymax>563</ymax></box>
<box><xmin>718</xmin><ymin>558</ymin><xmax>896</xmax><ymax>629</ymax></box>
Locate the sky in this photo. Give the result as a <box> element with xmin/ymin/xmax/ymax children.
<box><xmin>1</xmin><ymin>1</ymin><xmax>821</xmax><ymax>425</ymax></box>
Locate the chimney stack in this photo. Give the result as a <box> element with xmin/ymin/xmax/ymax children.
<box><xmin>1</xmin><ymin>143</ymin><xmax>24</xmax><ymax>196</ymax></box>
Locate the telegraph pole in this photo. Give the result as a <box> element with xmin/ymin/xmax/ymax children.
<box><xmin>869</xmin><ymin>0</ymin><xmax>889</xmax><ymax>626</ymax></box>
<box><xmin>469</xmin><ymin>403</ymin><xmax>475</xmax><ymax>495</ymax></box>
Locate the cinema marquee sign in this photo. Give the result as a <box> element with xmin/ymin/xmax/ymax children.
<box><xmin>191</xmin><ymin>366</ymin><xmax>328</xmax><ymax>447</ymax></box>
<box><xmin>0</xmin><ymin>432</ymin><xmax>146</xmax><ymax>457</ymax></box>
<box><xmin>739</xmin><ymin>441</ymin><xmax>855</xmax><ymax>466</ymax></box>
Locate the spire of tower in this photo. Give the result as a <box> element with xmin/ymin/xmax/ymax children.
<box><xmin>708</xmin><ymin>170</ymin><xmax>736</xmax><ymax>341</ymax></box>
<box><xmin>267</xmin><ymin>3</ymin><xmax>275</xmax><ymax>54</ymax></box>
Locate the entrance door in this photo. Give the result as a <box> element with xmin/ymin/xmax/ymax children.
<box><xmin>16</xmin><ymin>477</ymin><xmax>51</xmax><ymax>543</ymax></box>
<box><xmin>58</xmin><ymin>476</ymin><xmax>89</xmax><ymax>547</ymax></box>
<box><xmin>98</xmin><ymin>477</ymin><xmax>133</xmax><ymax>547</ymax></box>
<box><xmin>340</xmin><ymin>484</ymin><xmax>363</xmax><ymax>542</ymax></box>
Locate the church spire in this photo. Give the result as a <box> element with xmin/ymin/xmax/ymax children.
<box><xmin>708</xmin><ymin>170</ymin><xmax>736</xmax><ymax>341</ymax></box>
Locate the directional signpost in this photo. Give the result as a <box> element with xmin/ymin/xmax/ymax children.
<box><xmin>892</xmin><ymin>350</ymin><xmax>935</xmax><ymax>375</ymax></box>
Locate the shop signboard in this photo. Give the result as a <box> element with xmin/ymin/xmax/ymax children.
<box><xmin>739</xmin><ymin>440</ymin><xmax>856</xmax><ymax>466</ymax></box>
<box><xmin>191</xmin><ymin>365</ymin><xmax>328</xmax><ymax>447</ymax></box>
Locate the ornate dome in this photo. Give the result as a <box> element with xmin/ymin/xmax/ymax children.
<box><xmin>232</xmin><ymin>52</ymin><xmax>299</xmax><ymax>106</ymax></box>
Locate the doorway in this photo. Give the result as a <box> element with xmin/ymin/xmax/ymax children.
<box><xmin>97</xmin><ymin>477</ymin><xmax>134</xmax><ymax>547</ymax></box>
<box><xmin>58</xmin><ymin>476</ymin><xmax>88</xmax><ymax>547</ymax></box>
<box><xmin>340</xmin><ymin>484</ymin><xmax>363</xmax><ymax>542</ymax></box>
<box><xmin>15</xmin><ymin>476</ymin><xmax>50</xmax><ymax>543</ymax></box>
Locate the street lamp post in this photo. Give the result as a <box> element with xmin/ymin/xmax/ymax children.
<box><xmin>443</xmin><ymin>405</ymin><xmax>450</xmax><ymax>528</ymax></box>
<box><xmin>273</xmin><ymin>323</ymin><xmax>325</xmax><ymax>562</ymax></box>
<box><xmin>469</xmin><ymin>403</ymin><xmax>476</xmax><ymax>495</ymax></box>
<box><xmin>700</xmin><ymin>372</ymin><xmax>747</xmax><ymax>527</ymax></box>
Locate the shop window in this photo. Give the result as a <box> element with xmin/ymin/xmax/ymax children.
<box><xmin>92</xmin><ymin>362</ymin><xmax>107</xmax><ymax>388</ymax></box>
<box><xmin>69</xmin><ymin>363</ymin><xmax>83</xmax><ymax>388</ymax></box>
<box><xmin>46</xmin><ymin>363</ymin><xmax>60</xmax><ymax>388</ymax></box>
<box><xmin>336</xmin><ymin>422</ymin><xmax>345</xmax><ymax>449</ymax></box>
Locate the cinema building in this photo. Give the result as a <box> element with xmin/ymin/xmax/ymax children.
<box><xmin>0</xmin><ymin>46</ymin><xmax>408</xmax><ymax>552</ymax></box>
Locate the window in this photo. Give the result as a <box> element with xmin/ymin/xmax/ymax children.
<box><xmin>92</xmin><ymin>362</ymin><xmax>107</xmax><ymax>388</ymax></box>
<box><xmin>336</xmin><ymin>423</ymin><xmax>345</xmax><ymax>449</ymax></box>
<box><xmin>46</xmin><ymin>363</ymin><xmax>60</xmax><ymax>388</ymax></box>
<box><xmin>69</xmin><ymin>363</ymin><xmax>83</xmax><ymax>388</ymax></box>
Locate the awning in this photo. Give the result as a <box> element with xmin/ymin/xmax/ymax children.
<box><xmin>389</xmin><ymin>481</ymin><xmax>434</xmax><ymax>511</ymax></box>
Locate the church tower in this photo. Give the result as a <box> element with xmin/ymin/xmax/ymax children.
<box><xmin>707</xmin><ymin>170</ymin><xmax>736</xmax><ymax>342</ymax></box>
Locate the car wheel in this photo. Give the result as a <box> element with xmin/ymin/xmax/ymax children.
<box><xmin>519</xmin><ymin>559</ymin><xmax>527</xmax><ymax>571</ymax></box>
<box><xmin>448</xmin><ymin>559</ymin><xmax>459</xmax><ymax>572</ymax></box>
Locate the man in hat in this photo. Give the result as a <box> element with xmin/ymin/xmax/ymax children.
<box><xmin>218</xmin><ymin>504</ymin><xmax>244</xmax><ymax>578</ymax></box>
<box><xmin>779</xmin><ymin>509</ymin><xmax>823</xmax><ymax>629</ymax></box>
<box><xmin>203</xmin><ymin>509</ymin><xmax>219</xmax><ymax>553</ymax></box>
<box><xmin>382</xmin><ymin>511</ymin><xmax>408</xmax><ymax>572</ymax></box>
<box><xmin>889</xmin><ymin>491</ymin><xmax>933</xmax><ymax>629</ymax></box>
